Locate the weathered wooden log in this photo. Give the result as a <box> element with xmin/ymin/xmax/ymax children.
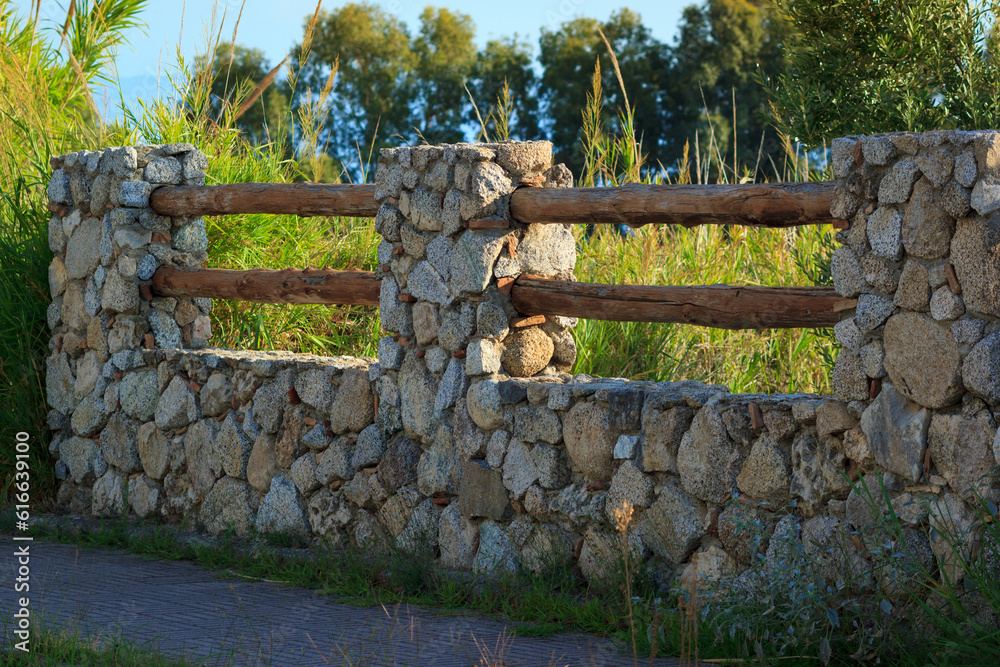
<box><xmin>510</xmin><ymin>276</ymin><xmax>854</xmax><ymax>329</ymax></box>
<box><xmin>150</xmin><ymin>267</ymin><xmax>852</xmax><ymax>329</ymax></box>
<box><xmin>151</xmin><ymin>266</ymin><xmax>380</xmax><ymax>306</ymax></box>
<box><xmin>149</xmin><ymin>183</ymin><xmax>379</xmax><ymax>218</ymax></box>
<box><xmin>148</xmin><ymin>181</ymin><xmax>838</xmax><ymax>228</ymax></box>
<box><xmin>509</xmin><ymin>182</ymin><xmax>837</xmax><ymax>228</ymax></box>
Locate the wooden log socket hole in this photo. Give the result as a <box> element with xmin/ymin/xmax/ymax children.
<box><xmin>945</xmin><ymin>263</ymin><xmax>962</xmax><ymax>294</ymax></box>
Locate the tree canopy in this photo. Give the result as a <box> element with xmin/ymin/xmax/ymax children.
<box><xmin>766</xmin><ymin>0</ymin><xmax>1000</xmax><ymax>147</ymax></box>
<box><xmin>192</xmin><ymin>1</ymin><xmax>804</xmax><ymax>180</ymax></box>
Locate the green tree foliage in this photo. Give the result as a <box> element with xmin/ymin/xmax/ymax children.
<box><xmin>538</xmin><ymin>9</ymin><xmax>667</xmax><ymax>172</ymax></box>
<box><xmin>662</xmin><ymin>0</ymin><xmax>788</xmax><ymax>174</ymax></box>
<box><xmin>766</xmin><ymin>0</ymin><xmax>1000</xmax><ymax>146</ymax></box>
<box><xmin>193</xmin><ymin>42</ymin><xmax>288</xmax><ymax>145</ymax></box>
<box><xmin>412</xmin><ymin>7</ymin><xmax>476</xmax><ymax>144</ymax></box>
<box><xmin>467</xmin><ymin>37</ymin><xmax>541</xmax><ymax>141</ymax></box>
<box><xmin>297</xmin><ymin>3</ymin><xmax>542</xmax><ymax>177</ymax></box>
<box><xmin>299</xmin><ymin>2</ymin><xmax>415</xmax><ymax>168</ymax></box>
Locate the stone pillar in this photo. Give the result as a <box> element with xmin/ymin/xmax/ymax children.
<box><xmin>45</xmin><ymin>143</ymin><xmax>211</xmax><ymax>514</ymax></box>
<box><xmin>830</xmin><ymin>131</ymin><xmax>1000</xmax><ymax>496</ymax></box>
<box><xmin>370</xmin><ymin>141</ymin><xmax>575</xmax><ymax>497</ymax></box>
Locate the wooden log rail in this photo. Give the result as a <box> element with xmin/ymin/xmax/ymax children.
<box><xmin>150</xmin><ymin>183</ymin><xmax>380</xmax><ymax>218</ymax></box>
<box><xmin>511</xmin><ymin>276</ymin><xmax>855</xmax><ymax>330</ymax></box>
<box><xmin>149</xmin><ymin>181</ymin><xmax>838</xmax><ymax>228</ymax></box>
<box><xmin>150</xmin><ymin>267</ymin><xmax>853</xmax><ymax>329</ymax></box>
<box><xmin>150</xmin><ymin>266</ymin><xmax>380</xmax><ymax>306</ymax></box>
<box><xmin>509</xmin><ymin>182</ymin><xmax>836</xmax><ymax>228</ymax></box>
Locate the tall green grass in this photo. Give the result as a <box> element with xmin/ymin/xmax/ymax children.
<box><xmin>0</xmin><ymin>1</ymin><xmax>147</xmax><ymax>501</ymax></box>
<box><xmin>570</xmin><ymin>57</ymin><xmax>836</xmax><ymax>393</ymax></box>
<box><xmin>105</xmin><ymin>9</ymin><xmax>382</xmax><ymax>359</ymax></box>
<box><xmin>574</xmin><ymin>224</ymin><xmax>836</xmax><ymax>393</ymax></box>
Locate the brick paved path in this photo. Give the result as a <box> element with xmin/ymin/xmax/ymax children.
<box><xmin>1</xmin><ymin>542</ymin><xmax>692</xmax><ymax>666</ymax></box>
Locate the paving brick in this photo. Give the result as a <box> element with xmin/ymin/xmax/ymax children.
<box><xmin>0</xmin><ymin>542</ymin><xmax>691</xmax><ymax>666</ymax></box>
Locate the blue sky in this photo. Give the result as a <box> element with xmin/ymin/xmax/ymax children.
<box><xmin>14</xmin><ymin>1</ymin><xmax>690</xmax><ymax>119</ymax></box>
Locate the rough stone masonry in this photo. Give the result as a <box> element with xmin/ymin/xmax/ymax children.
<box><xmin>44</xmin><ymin>134</ymin><xmax>1000</xmax><ymax>599</ymax></box>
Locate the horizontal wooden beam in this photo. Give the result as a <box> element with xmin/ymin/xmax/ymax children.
<box><xmin>509</xmin><ymin>182</ymin><xmax>837</xmax><ymax>228</ymax></box>
<box><xmin>152</xmin><ymin>266</ymin><xmax>852</xmax><ymax>330</ymax></box>
<box><xmin>510</xmin><ymin>276</ymin><xmax>854</xmax><ymax>329</ymax></box>
<box><xmin>149</xmin><ymin>183</ymin><xmax>379</xmax><ymax>218</ymax></box>
<box><xmin>148</xmin><ymin>181</ymin><xmax>838</xmax><ymax>228</ymax></box>
<box><xmin>151</xmin><ymin>266</ymin><xmax>380</xmax><ymax>306</ymax></box>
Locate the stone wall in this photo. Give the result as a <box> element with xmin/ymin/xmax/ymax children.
<box><xmin>43</xmin><ymin>134</ymin><xmax>1000</xmax><ymax>595</ymax></box>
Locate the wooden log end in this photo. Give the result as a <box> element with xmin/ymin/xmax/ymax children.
<box><xmin>831</xmin><ymin>219</ymin><xmax>850</xmax><ymax>230</ymax></box>
<box><xmin>832</xmin><ymin>299</ymin><xmax>858</xmax><ymax>314</ymax></box>
<box><xmin>748</xmin><ymin>403</ymin><xmax>764</xmax><ymax>430</ymax></box>
<box><xmin>507</xmin><ymin>235</ymin><xmax>518</xmax><ymax>260</ymax></box>
<box><xmin>467</xmin><ymin>218</ymin><xmax>510</xmax><ymax>230</ymax></box>
<box><xmin>945</xmin><ymin>263</ymin><xmax>962</xmax><ymax>294</ymax></box>
<box><xmin>869</xmin><ymin>377</ymin><xmax>882</xmax><ymax>400</ymax></box>
<box><xmin>453</xmin><ymin>350</ymin><xmax>466</xmax><ymax>359</ymax></box>
<box><xmin>142</xmin><ymin>333</ymin><xmax>155</xmax><ymax>350</ymax></box>
<box><xmin>518</xmin><ymin>175</ymin><xmax>546</xmax><ymax>186</ymax></box>
<box><xmin>511</xmin><ymin>315</ymin><xmax>546</xmax><ymax>329</ymax></box>
<box><xmin>397</xmin><ymin>293</ymin><xmax>418</xmax><ymax>303</ymax></box>
<box><xmin>151</xmin><ymin>231</ymin><xmax>171</xmax><ymax>243</ymax></box>
<box><xmin>497</xmin><ymin>276</ymin><xmax>515</xmax><ymax>296</ymax></box>
<box><xmin>139</xmin><ymin>284</ymin><xmax>153</xmax><ymax>301</ymax></box>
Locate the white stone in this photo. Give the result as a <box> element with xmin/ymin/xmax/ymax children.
<box><xmin>466</xmin><ymin>338</ymin><xmax>501</xmax><ymax>375</ymax></box>
<box><xmin>867</xmin><ymin>207</ymin><xmax>903</xmax><ymax>259</ymax></box>
<box><xmin>613</xmin><ymin>434</ymin><xmax>639</xmax><ymax>459</ymax></box>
